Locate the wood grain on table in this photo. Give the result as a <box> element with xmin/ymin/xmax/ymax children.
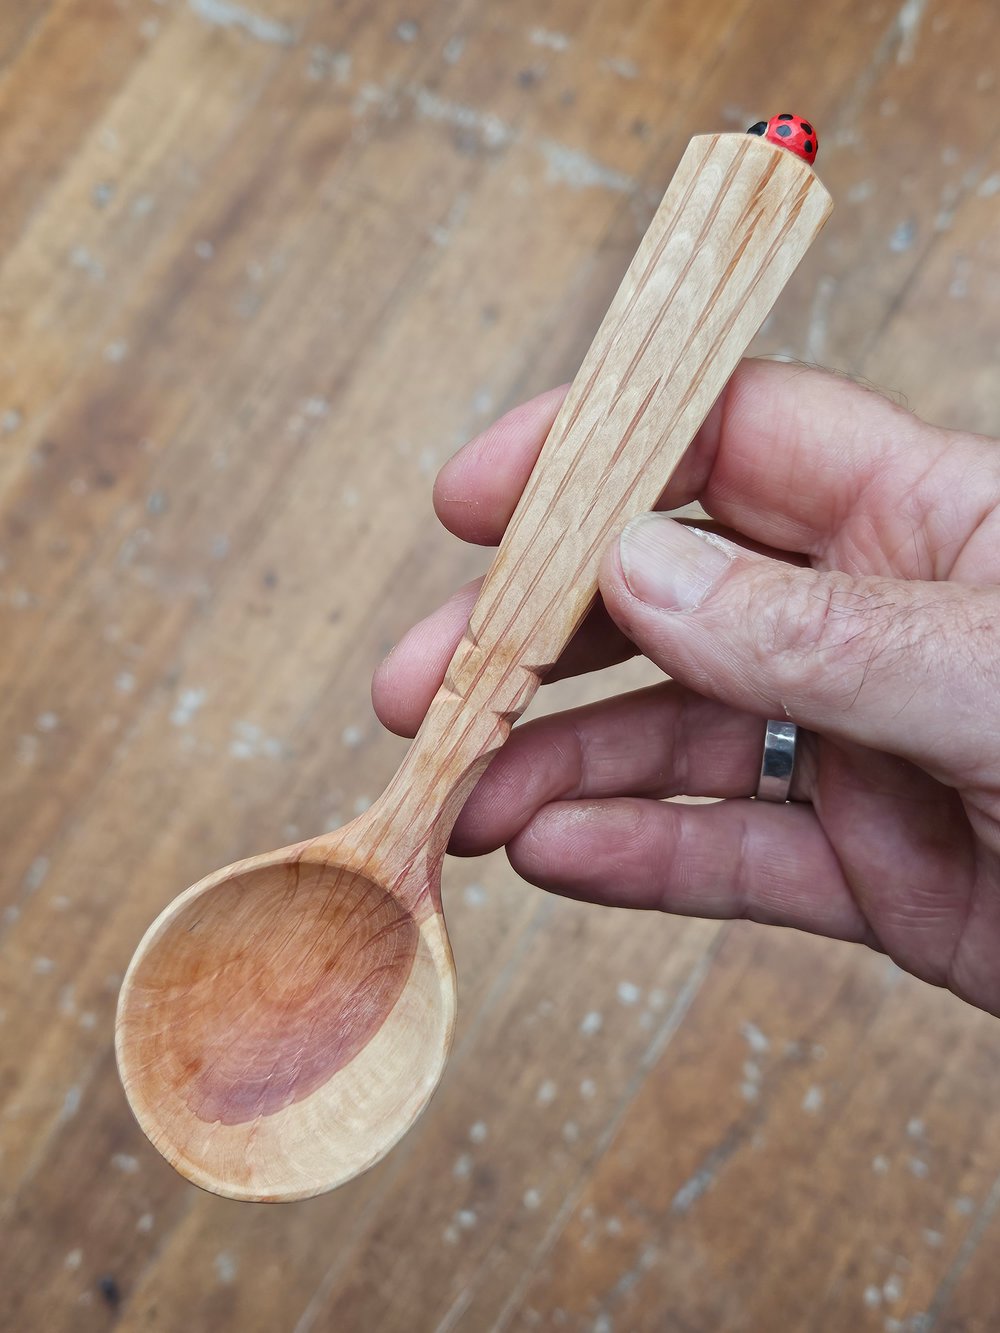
<box><xmin>2</xmin><ymin>1</ymin><xmax>1000</xmax><ymax>1329</ymax></box>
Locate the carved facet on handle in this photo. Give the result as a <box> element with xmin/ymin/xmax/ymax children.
<box><xmin>372</xmin><ymin>133</ymin><xmax>833</xmax><ymax>895</ymax></box>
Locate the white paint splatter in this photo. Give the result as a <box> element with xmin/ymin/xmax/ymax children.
<box><xmin>896</xmin><ymin>0</ymin><xmax>929</xmax><ymax>64</ymax></box>
<box><xmin>215</xmin><ymin>1252</ymin><xmax>237</xmax><ymax>1283</ymax></box>
<box><xmin>443</xmin><ymin>35</ymin><xmax>465</xmax><ymax>65</ymax></box>
<box><xmin>954</xmin><ymin>1195</ymin><xmax>974</xmax><ymax>1215</ymax></box>
<box><xmin>977</xmin><ymin>173</ymin><xmax>1000</xmax><ymax>198</ymax></box>
<box><xmin>396</xmin><ymin>19</ymin><xmax>419</xmax><ymax>43</ymax></box>
<box><xmin>69</xmin><ymin>245</ymin><xmax>105</xmax><ymax>281</ymax></box>
<box><xmin>616</xmin><ymin>981</ymin><xmax>641</xmax><ymax>1006</ymax></box>
<box><xmin>538</xmin><ymin>140</ymin><xmax>635</xmax><ymax>193</ymax></box>
<box><xmin>170</xmin><ymin>688</ymin><xmax>206</xmax><ymax>728</ymax></box>
<box><xmin>741</xmin><ymin>1021</ymin><xmax>769</xmax><ymax>1054</ymax></box>
<box><xmin>907</xmin><ymin>1117</ymin><xmax>925</xmax><ymax>1139</ymax></box>
<box><xmin>463</xmin><ymin>883</ymin><xmax>487</xmax><ymax>907</ymax></box>
<box><xmin>411</xmin><ymin>86</ymin><xmax>514</xmax><ymax>149</ymax></box>
<box><xmin>307</xmin><ymin>46</ymin><xmax>351</xmax><ymax>84</ymax></box>
<box><xmin>24</xmin><ymin>856</ymin><xmax>49</xmax><ymax>891</ymax></box>
<box><xmin>883</xmin><ymin>1273</ymin><xmax>904</xmax><ymax>1302</ymax></box>
<box><xmin>137</xmin><ymin>1213</ymin><xmax>154</xmax><ymax>1233</ymax></box>
<box><xmin>194</xmin><ymin>239</ymin><xmax>215</xmax><ymax>261</ymax></box>
<box><xmin>908</xmin><ymin>1156</ymin><xmax>929</xmax><ymax>1179</ymax></box>
<box><xmin>65</xmin><ymin>1249</ymin><xmax>83</xmax><ymax>1270</ymax></box>
<box><xmin>469</xmin><ymin>1121</ymin><xmax>488</xmax><ymax>1143</ymax></box>
<box><xmin>112</xmin><ymin>1153</ymin><xmax>139</xmax><ymax>1173</ymax></box>
<box><xmin>456</xmin><ymin>1208</ymin><xmax>477</xmax><ymax>1230</ymax></box>
<box><xmin>580</xmin><ymin>1011</ymin><xmax>603</xmax><ymax>1036</ymax></box>
<box><xmin>530</xmin><ymin>27</ymin><xmax>569</xmax><ymax>51</ymax></box>
<box><xmin>104</xmin><ymin>340</ymin><xmax>128</xmax><ymax>363</ymax></box>
<box><xmin>671</xmin><ymin>1164</ymin><xmax>716</xmax><ymax>1214</ymax></box>
<box><xmin>580</xmin><ymin>1078</ymin><xmax>597</xmax><ymax>1100</ymax></box>
<box><xmin>60</xmin><ymin>1085</ymin><xmax>82</xmax><ymax>1120</ymax></box>
<box><xmin>872</xmin><ymin>1155</ymin><xmax>890</xmax><ymax>1175</ymax></box>
<box><xmin>889</xmin><ymin>220</ymin><xmax>917</xmax><ymax>253</ymax></box>
<box><xmin>115</xmin><ymin>671</ymin><xmax>136</xmax><ymax>694</ymax></box>
<box><xmin>523</xmin><ymin>1188</ymin><xmax>542</xmax><ymax>1210</ymax></box>
<box><xmin>864</xmin><ymin>1285</ymin><xmax>882</xmax><ymax>1309</ymax></box>
<box><xmin>230</xmin><ymin>719</ymin><xmax>282</xmax><ymax>759</ymax></box>
<box><xmin>562</xmin><ymin>1121</ymin><xmax>579</xmax><ymax>1144</ymax></box>
<box><xmin>341</xmin><ymin>725</ymin><xmax>363</xmax><ymax>748</ymax></box>
<box><xmin>34</xmin><ymin>957</ymin><xmax>54</xmax><ymax>975</ymax></box>
<box><xmin>536</xmin><ymin>1079</ymin><xmax>557</xmax><ymax>1106</ymax></box>
<box><xmin>601</xmin><ymin>56</ymin><xmax>638</xmax><ymax>79</ymax></box>
<box><xmin>36</xmin><ymin>712</ymin><xmax>59</xmax><ymax>732</ymax></box>
<box><xmin>1</xmin><ymin>408</ymin><xmax>22</xmax><ymax>434</ymax></box>
<box><xmin>188</xmin><ymin>0</ymin><xmax>298</xmax><ymax>46</ymax></box>
<box><xmin>802</xmin><ymin>1085</ymin><xmax>824</xmax><ymax>1114</ymax></box>
<box><xmin>923</xmin><ymin>1229</ymin><xmax>943</xmax><ymax>1248</ymax></box>
<box><xmin>453</xmin><ymin>1153</ymin><xmax>472</xmax><ymax>1179</ymax></box>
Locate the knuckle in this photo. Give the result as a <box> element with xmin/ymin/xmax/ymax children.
<box><xmin>749</xmin><ymin>567</ymin><xmax>899</xmax><ymax>709</ymax></box>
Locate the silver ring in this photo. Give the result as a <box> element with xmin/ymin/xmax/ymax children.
<box><xmin>756</xmin><ymin>719</ymin><xmax>798</xmax><ymax>802</ymax></box>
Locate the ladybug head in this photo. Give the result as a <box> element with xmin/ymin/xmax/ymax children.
<box><xmin>745</xmin><ymin>113</ymin><xmax>818</xmax><ymax>166</ymax></box>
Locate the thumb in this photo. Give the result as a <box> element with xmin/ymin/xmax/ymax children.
<box><xmin>600</xmin><ymin>514</ymin><xmax>1000</xmax><ymax>781</ymax></box>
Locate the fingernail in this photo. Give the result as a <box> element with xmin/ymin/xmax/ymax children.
<box><xmin>619</xmin><ymin>516</ymin><xmax>733</xmax><ymax>610</ymax></box>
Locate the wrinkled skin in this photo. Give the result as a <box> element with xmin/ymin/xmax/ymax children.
<box><xmin>373</xmin><ymin>361</ymin><xmax>1000</xmax><ymax>1017</ymax></box>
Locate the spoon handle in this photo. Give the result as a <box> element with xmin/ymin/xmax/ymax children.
<box><xmin>374</xmin><ymin>132</ymin><xmax>832</xmax><ymax>895</ymax></box>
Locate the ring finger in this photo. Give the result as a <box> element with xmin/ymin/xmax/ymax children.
<box><xmin>450</xmin><ymin>682</ymin><xmax>816</xmax><ymax>855</ymax></box>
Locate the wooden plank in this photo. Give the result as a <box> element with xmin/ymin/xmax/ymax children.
<box><xmin>2</xmin><ymin>0</ymin><xmax>1000</xmax><ymax>1327</ymax></box>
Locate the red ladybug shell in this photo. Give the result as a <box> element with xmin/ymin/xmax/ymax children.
<box><xmin>746</xmin><ymin>114</ymin><xmax>818</xmax><ymax>165</ymax></box>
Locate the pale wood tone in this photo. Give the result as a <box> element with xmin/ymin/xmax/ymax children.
<box><xmin>4</xmin><ymin>0</ymin><xmax>1000</xmax><ymax>1327</ymax></box>
<box><xmin>116</xmin><ymin>132</ymin><xmax>831</xmax><ymax>1203</ymax></box>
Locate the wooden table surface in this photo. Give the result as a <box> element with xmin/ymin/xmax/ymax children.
<box><xmin>3</xmin><ymin>1</ymin><xmax>1000</xmax><ymax>1329</ymax></box>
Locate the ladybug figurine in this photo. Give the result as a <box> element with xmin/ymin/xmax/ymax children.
<box><xmin>746</xmin><ymin>113</ymin><xmax>818</xmax><ymax>165</ymax></box>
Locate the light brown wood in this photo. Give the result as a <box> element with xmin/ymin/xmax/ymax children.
<box><xmin>115</xmin><ymin>132</ymin><xmax>831</xmax><ymax>1203</ymax></box>
<box><xmin>6</xmin><ymin>3</ymin><xmax>1000</xmax><ymax>1328</ymax></box>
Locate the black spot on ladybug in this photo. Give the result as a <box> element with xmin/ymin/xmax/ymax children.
<box><xmin>746</xmin><ymin>121</ymin><xmax>768</xmax><ymax>136</ymax></box>
<box><xmin>776</xmin><ymin>124</ymin><xmax>792</xmax><ymax>137</ymax></box>
<box><xmin>801</xmin><ymin>123</ymin><xmax>813</xmax><ymax>135</ymax></box>
<box><xmin>778</xmin><ymin>113</ymin><xmax>794</xmax><ymax>120</ymax></box>
<box><xmin>803</xmin><ymin>139</ymin><xmax>814</xmax><ymax>154</ymax></box>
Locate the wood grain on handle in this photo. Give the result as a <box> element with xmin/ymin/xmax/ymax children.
<box><xmin>371</xmin><ymin>133</ymin><xmax>832</xmax><ymax>892</ymax></box>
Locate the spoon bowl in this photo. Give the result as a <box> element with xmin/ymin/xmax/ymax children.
<box><xmin>116</xmin><ymin>832</ymin><xmax>455</xmax><ymax>1201</ymax></box>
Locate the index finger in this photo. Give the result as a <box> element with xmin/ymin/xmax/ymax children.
<box><xmin>434</xmin><ymin>360</ymin><xmax>984</xmax><ymax>578</ymax></box>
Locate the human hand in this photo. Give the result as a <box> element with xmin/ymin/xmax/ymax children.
<box><xmin>372</xmin><ymin>360</ymin><xmax>1000</xmax><ymax>1017</ymax></box>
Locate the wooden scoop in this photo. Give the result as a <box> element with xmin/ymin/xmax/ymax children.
<box><xmin>116</xmin><ymin>132</ymin><xmax>832</xmax><ymax>1202</ymax></box>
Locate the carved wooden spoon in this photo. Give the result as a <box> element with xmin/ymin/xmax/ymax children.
<box><xmin>116</xmin><ymin>131</ymin><xmax>831</xmax><ymax>1202</ymax></box>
